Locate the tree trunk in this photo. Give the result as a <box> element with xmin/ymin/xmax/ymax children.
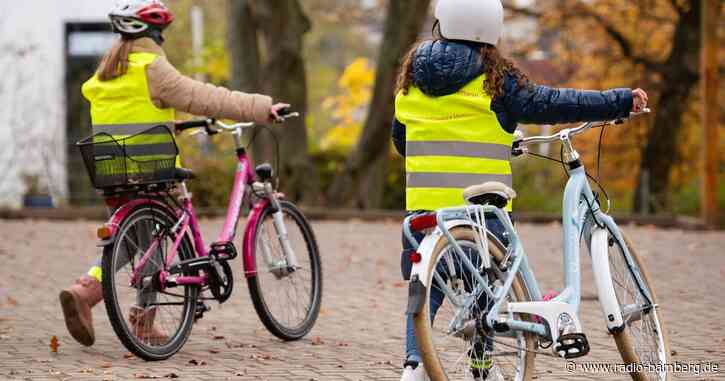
<box><xmin>634</xmin><ymin>1</ymin><xmax>702</xmax><ymax>213</ymax></box>
<box><xmin>327</xmin><ymin>0</ymin><xmax>431</xmax><ymax>208</ymax></box>
<box><xmin>228</xmin><ymin>0</ymin><xmax>261</xmax><ymax>92</ymax></box>
<box><xmin>228</xmin><ymin>0</ymin><xmax>320</xmax><ymax>204</ymax></box>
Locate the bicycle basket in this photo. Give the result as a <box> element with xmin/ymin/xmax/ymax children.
<box><xmin>77</xmin><ymin>124</ymin><xmax>180</xmax><ymax>190</ymax></box>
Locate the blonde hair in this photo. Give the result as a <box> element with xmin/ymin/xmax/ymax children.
<box><xmin>97</xmin><ymin>39</ymin><xmax>134</xmax><ymax>81</ymax></box>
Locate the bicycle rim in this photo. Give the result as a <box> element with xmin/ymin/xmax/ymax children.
<box><xmin>414</xmin><ymin>228</ymin><xmax>536</xmax><ymax>381</ymax></box>
<box><xmin>610</xmin><ymin>233</ymin><xmax>671</xmax><ymax>381</ymax></box>
<box><xmin>102</xmin><ymin>205</ymin><xmax>197</xmax><ymax>360</ymax></box>
<box><xmin>247</xmin><ymin>201</ymin><xmax>322</xmax><ymax>340</ymax></box>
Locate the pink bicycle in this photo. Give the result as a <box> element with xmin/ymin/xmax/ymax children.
<box><xmin>77</xmin><ymin>111</ymin><xmax>322</xmax><ymax>360</ymax></box>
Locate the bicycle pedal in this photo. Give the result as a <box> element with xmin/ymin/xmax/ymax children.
<box><xmin>195</xmin><ymin>301</ymin><xmax>211</xmax><ymax>321</ymax></box>
<box><xmin>555</xmin><ymin>333</ymin><xmax>590</xmax><ymax>359</ymax></box>
<box><xmin>210</xmin><ymin>241</ymin><xmax>238</xmax><ymax>260</ymax></box>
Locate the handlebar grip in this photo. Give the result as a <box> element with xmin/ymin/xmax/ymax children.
<box><xmin>175</xmin><ymin>119</ymin><xmax>212</xmax><ymax>132</ymax></box>
<box><xmin>276</xmin><ymin>107</ymin><xmax>293</xmax><ymax>117</ymax></box>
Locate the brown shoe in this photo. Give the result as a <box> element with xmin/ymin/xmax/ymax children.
<box><xmin>128</xmin><ymin>306</ymin><xmax>169</xmax><ymax>345</ymax></box>
<box><xmin>59</xmin><ymin>275</ymin><xmax>103</xmax><ymax>346</ymax></box>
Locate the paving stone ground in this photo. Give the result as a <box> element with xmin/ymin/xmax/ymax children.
<box><xmin>0</xmin><ymin>218</ymin><xmax>723</xmax><ymax>381</ymax></box>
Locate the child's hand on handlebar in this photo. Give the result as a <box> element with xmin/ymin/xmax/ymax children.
<box><xmin>632</xmin><ymin>88</ymin><xmax>648</xmax><ymax>113</ymax></box>
<box><xmin>269</xmin><ymin>103</ymin><xmax>292</xmax><ymax>123</ymax></box>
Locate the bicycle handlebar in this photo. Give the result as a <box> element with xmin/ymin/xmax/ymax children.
<box><xmin>513</xmin><ymin>109</ymin><xmax>651</xmax><ymax>150</ymax></box>
<box><xmin>175</xmin><ymin>118</ymin><xmax>215</xmax><ymax>133</ymax></box>
<box><xmin>174</xmin><ymin>111</ymin><xmax>300</xmax><ymax>137</ymax></box>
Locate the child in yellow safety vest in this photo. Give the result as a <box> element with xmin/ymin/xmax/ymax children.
<box><xmin>59</xmin><ymin>0</ymin><xmax>289</xmax><ymax>347</ymax></box>
<box><xmin>393</xmin><ymin>1</ymin><xmax>648</xmax><ymax>380</ymax></box>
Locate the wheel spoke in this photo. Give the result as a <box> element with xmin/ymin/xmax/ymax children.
<box><xmin>248</xmin><ymin>203</ymin><xmax>321</xmax><ymax>339</ymax></box>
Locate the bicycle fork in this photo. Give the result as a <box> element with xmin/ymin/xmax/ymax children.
<box><xmin>255</xmin><ymin>182</ymin><xmax>300</xmax><ymax>277</ymax></box>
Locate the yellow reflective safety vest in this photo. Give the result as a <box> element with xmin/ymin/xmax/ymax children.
<box><xmin>82</xmin><ymin>52</ymin><xmax>178</xmax><ymax>171</ymax></box>
<box><xmin>395</xmin><ymin>74</ymin><xmax>514</xmax><ymax>212</ymax></box>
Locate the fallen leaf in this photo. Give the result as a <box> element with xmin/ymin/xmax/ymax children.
<box><xmin>209</xmin><ymin>349</ymin><xmax>220</xmax><ymax>354</ymax></box>
<box><xmin>50</xmin><ymin>336</ymin><xmax>59</xmax><ymax>353</ymax></box>
<box><xmin>187</xmin><ymin>359</ymin><xmax>207</xmax><ymax>366</ymax></box>
<box><xmin>213</xmin><ymin>335</ymin><xmax>225</xmax><ymax>340</ymax></box>
<box><xmin>80</xmin><ymin>368</ymin><xmax>95</xmax><ymax>374</ymax></box>
<box><xmin>100</xmin><ymin>362</ymin><xmax>113</xmax><ymax>369</ymax></box>
<box><xmin>134</xmin><ymin>373</ymin><xmax>160</xmax><ymax>379</ymax></box>
<box><xmin>124</xmin><ymin>352</ymin><xmax>135</xmax><ymax>359</ymax></box>
<box><xmin>164</xmin><ymin>373</ymin><xmax>179</xmax><ymax>379</ymax></box>
<box><xmin>311</xmin><ymin>336</ymin><xmax>324</xmax><ymax>345</ymax></box>
<box><xmin>6</xmin><ymin>296</ymin><xmax>18</xmax><ymax>307</ymax></box>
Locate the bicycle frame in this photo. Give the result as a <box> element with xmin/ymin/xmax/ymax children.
<box><xmin>406</xmin><ymin>144</ymin><xmax>654</xmax><ymax>350</ymax></box>
<box><xmin>102</xmin><ymin>147</ymin><xmax>271</xmax><ymax>288</ymax></box>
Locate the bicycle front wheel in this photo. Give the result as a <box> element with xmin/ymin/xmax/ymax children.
<box><xmin>413</xmin><ymin>228</ymin><xmax>536</xmax><ymax>381</ymax></box>
<box><xmin>102</xmin><ymin>204</ymin><xmax>198</xmax><ymax>361</ymax></box>
<box><xmin>247</xmin><ymin>200</ymin><xmax>322</xmax><ymax>340</ymax></box>
<box><xmin>609</xmin><ymin>233</ymin><xmax>671</xmax><ymax>381</ymax></box>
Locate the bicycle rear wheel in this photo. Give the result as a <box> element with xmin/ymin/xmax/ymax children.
<box><xmin>609</xmin><ymin>233</ymin><xmax>671</xmax><ymax>381</ymax></box>
<box><xmin>102</xmin><ymin>203</ymin><xmax>198</xmax><ymax>361</ymax></box>
<box><xmin>413</xmin><ymin>228</ymin><xmax>536</xmax><ymax>381</ymax></box>
<box><xmin>247</xmin><ymin>200</ymin><xmax>322</xmax><ymax>340</ymax></box>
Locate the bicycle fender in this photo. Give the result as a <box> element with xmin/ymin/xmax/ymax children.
<box><xmin>590</xmin><ymin>227</ymin><xmax>625</xmax><ymax>331</ymax></box>
<box><xmin>408</xmin><ymin>219</ymin><xmax>476</xmax><ymax>289</ymax></box>
<box><xmin>406</xmin><ymin>275</ymin><xmax>426</xmax><ymax>315</ymax></box>
<box><xmin>97</xmin><ymin>199</ymin><xmax>176</xmax><ymax>247</ymax></box>
<box><xmin>241</xmin><ymin>198</ymin><xmax>271</xmax><ymax>278</ymax></box>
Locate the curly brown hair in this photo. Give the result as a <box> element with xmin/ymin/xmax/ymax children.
<box><xmin>395</xmin><ymin>39</ymin><xmax>530</xmax><ymax>99</ymax></box>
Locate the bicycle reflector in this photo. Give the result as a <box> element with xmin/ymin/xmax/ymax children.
<box><xmin>409</xmin><ymin>251</ymin><xmax>422</xmax><ymax>263</ymax></box>
<box><xmin>409</xmin><ymin>213</ymin><xmax>437</xmax><ymax>232</ymax></box>
<box><xmin>97</xmin><ymin>225</ymin><xmax>112</xmax><ymax>240</ymax></box>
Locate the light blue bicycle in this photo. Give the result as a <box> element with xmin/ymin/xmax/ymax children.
<box><xmin>404</xmin><ymin>111</ymin><xmax>670</xmax><ymax>381</ymax></box>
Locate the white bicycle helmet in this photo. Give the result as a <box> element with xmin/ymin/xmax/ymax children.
<box><xmin>434</xmin><ymin>0</ymin><xmax>504</xmax><ymax>45</ymax></box>
<box><xmin>109</xmin><ymin>0</ymin><xmax>174</xmax><ymax>36</ymax></box>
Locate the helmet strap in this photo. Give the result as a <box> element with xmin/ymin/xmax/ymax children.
<box><xmin>119</xmin><ymin>26</ymin><xmax>165</xmax><ymax>46</ymax></box>
<box><xmin>146</xmin><ymin>28</ymin><xmax>166</xmax><ymax>46</ymax></box>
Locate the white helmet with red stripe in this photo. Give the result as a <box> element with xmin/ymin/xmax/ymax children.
<box><xmin>109</xmin><ymin>0</ymin><xmax>174</xmax><ymax>35</ymax></box>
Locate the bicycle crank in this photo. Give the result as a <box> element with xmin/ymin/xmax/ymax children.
<box><xmin>207</xmin><ymin>256</ymin><xmax>234</xmax><ymax>303</ymax></box>
<box><xmin>554</xmin><ymin>333</ymin><xmax>590</xmax><ymax>359</ymax></box>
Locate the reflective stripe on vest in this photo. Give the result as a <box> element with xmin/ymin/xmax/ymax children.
<box><xmin>395</xmin><ymin>74</ymin><xmax>514</xmax><ymax>211</ymax></box>
<box><xmin>82</xmin><ymin>52</ymin><xmax>179</xmax><ymax>169</ymax></box>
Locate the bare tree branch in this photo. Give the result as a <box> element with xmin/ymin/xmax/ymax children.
<box><xmin>569</xmin><ymin>4</ymin><xmax>666</xmax><ymax>73</ymax></box>
<box><xmin>668</xmin><ymin>0</ymin><xmax>686</xmax><ymax>14</ymax></box>
<box><xmin>502</xmin><ymin>1</ymin><xmax>543</xmax><ymax>18</ymax></box>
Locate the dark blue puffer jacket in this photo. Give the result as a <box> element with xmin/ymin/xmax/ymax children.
<box><xmin>392</xmin><ymin>40</ymin><xmax>633</xmax><ymax>156</ymax></box>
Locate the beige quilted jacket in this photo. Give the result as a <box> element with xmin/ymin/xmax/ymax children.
<box><xmin>131</xmin><ymin>38</ymin><xmax>273</xmax><ymax>124</ymax></box>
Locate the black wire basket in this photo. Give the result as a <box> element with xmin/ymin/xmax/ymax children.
<box><xmin>77</xmin><ymin>124</ymin><xmax>180</xmax><ymax>190</ymax></box>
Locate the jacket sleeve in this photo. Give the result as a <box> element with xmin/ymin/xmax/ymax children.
<box><xmin>146</xmin><ymin>57</ymin><xmax>273</xmax><ymax>124</ymax></box>
<box><xmin>391</xmin><ymin>118</ymin><xmax>406</xmax><ymax>157</ymax></box>
<box><xmin>502</xmin><ymin>74</ymin><xmax>633</xmax><ymax>125</ymax></box>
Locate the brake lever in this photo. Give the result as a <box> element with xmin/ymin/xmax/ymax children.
<box><xmin>273</xmin><ymin>112</ymin><xmax>301</xmax><ymax>124</ymax></box>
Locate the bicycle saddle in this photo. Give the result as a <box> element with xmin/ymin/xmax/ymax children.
<box><xmin>463</xmin><ymin>182</ymin><xmax>517</xmax><ymax>208</ymax></box>
<box><xmin>173</xmin><ymin>168</ymin><xmax>196</xmax><ymax>181</ymax></box>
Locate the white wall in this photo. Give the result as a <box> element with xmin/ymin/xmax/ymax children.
<box><xmin>0</xmin><ymin>0</ymin><xmax>115</xmax><ymax>208</ymax></box>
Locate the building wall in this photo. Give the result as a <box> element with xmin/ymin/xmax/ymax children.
<box><xmin>0</xmin><ymin>0</ymin><xmax>114</xmax><ymax>208</ymax></box>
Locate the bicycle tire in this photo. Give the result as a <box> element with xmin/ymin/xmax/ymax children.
<box><xmin>413</xmin><ymin>227</ymin><xmax>536</xmax><ymax>381</ymax></box>
<box><xmin>611</xmin><ymin>233</ymin><xmax>671</xmax><ymax>381</ymax></box>
<box><xmin>102</xmin><ymin>203</ymin><xmax>198</xmax><ymax>361</ymax></box>
<box><xmin>247</xmin><ymin>200</ymin><xmax>322</xmax><ymax>340</ymax></box>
